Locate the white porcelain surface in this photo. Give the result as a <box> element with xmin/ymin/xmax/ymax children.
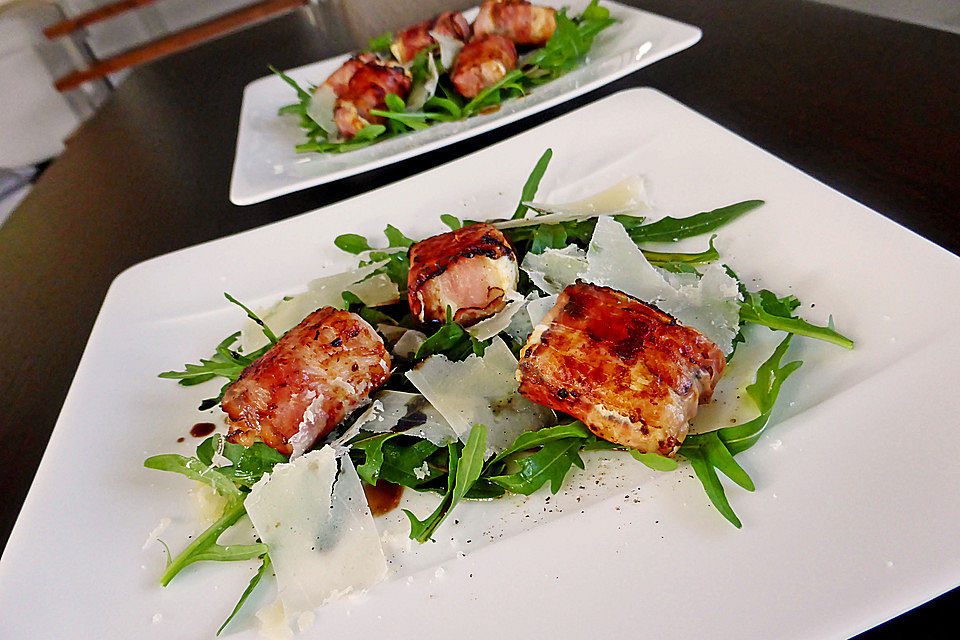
<box><xmin>229</xmin><ymin>0</ymin><xmax>701</xmax><ymax>204</ymax></box>
<box><xmin>3</xmin><ymin>88</ymin><xmax>960</xmax><ymax>639</ymax></box>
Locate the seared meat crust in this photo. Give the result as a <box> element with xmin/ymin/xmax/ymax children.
<box><xmin>391</xmin><ymin>10</ymin><xmax>471</xmax><ymax>63</ymax></box>
<box><xmin>451</xmin><ymin>35</ymin><xmax>517</xmax><ymax>99</ymax></box>
<box><xmin>222</xmin><ymin>307</ymin><xmax>391</xmax><ymax>456</ymax></box>
<box><xmin>473</xmin><ymin>0</ymin><xmax>557</xmax><ymax>46</ymax></box>
<box><xmin>407</xmin><ymin>223</ymin><xmax>518</xmax><ymax>326</ymax></box>
<box><xmin>333</xmin><ymin>61</ymin><xmax>412</xmax><ymax>138</ymax></box>
<box><xmin>517</xmin><ymin>281</ymin><xmax>725</xmax><ymax>456</ymax></box>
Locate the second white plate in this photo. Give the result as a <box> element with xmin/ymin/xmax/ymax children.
<box><xmin>229</xmin><ymin>0</ymin><xmax>701</xmax><ymax>204</ymax></box>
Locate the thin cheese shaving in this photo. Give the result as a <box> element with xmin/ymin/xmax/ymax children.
<box><xmin>305</xmin><ymin>85</ymin><xmax>337</xmax><ymax>137</ymax></box>
<box><xmin>493</xmin><ymin>176</ymin><xmax>647</xmax><ymax>229</ymax></box>
<box><xmin>521</xmin><ymin>245</ymin><xmax>587</xmax><ymax>295</ymax></box>
<box><xmin>467</xmin><ymin>289</ymin><xmax>526</xmax><ymax>341</ymax></box>
<box><xmin>406</xmin><ymin>49</ymin><xmax>440</xmax><ymax>110</ymax></box>
<box><xmin>405</xmin><ymin>337</ymin><xmax>554</xmax><ymax>454</ymax></box>
<box><xmin>240</xmin><ymin>262</ymin><xmax>388</xmax><ymax>351</ymax></box>
<box><xmin>582</xmin><ymin>216</ymin><xmax>741</xmax><ymax>353</ymax></box>
<box><xmin>350</xmin><ymin>390</ymin><xmax>458</xmax><ymax>445</ymax></box>
<box><xmin>245</xmin><ymin>447</ymin><xmax>387</xmax><ymax>617</ymax></box>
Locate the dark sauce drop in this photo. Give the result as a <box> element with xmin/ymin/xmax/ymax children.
<box><xmin>363</xmin><ymin>481</ymin><xmax>404</xmax><ymax>517</ymax></box>
<box><xmin>177</xmin><ymin>437</ymin><xmax>185</xmax><ymax>443</ymax></box>
<box><xmin>190</xmin><ymin>422</ymin><xmax>216</xmax><ymax>438</ymax></box>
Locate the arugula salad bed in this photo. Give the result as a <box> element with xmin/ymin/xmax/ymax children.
<box><xmin>147</xmin><ymin>149</ymin><xmax>852</xmax><ymax>634</ymax></box>
<box><xmin>274</xmin><ymin>1</ymin><xmax>616</xmax><ymax>154</ymax></box>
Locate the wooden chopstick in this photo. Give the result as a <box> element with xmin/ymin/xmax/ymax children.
<box><xmin>53</xmin><ymin>0</ymin><xmax>308</xmax><ymax>92</ymax></box>
<box><xmin>44</xmin><ymin>0</ymin><xmax>164</xmax><ymax>39</ymax></box>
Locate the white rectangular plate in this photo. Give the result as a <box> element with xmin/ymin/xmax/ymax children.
<box><xmin>229</xmin><ymin>0</ymin><xmax>701</xmax><ymax>205</ymax></box>
<box><xmin>4</xmin><ymin>88</ymin><xmax>960</xmax><ymax>640</ymax></box>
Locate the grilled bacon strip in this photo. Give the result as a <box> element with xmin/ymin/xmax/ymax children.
<box><xmin>321</xmin><ymin>52</ymin><xmax>377</xmax><ymax>96</ymax></box>
<box><xmin>517</xmin><ymin>281</ymin><xmax>725</xmax><ymax>456</ymax></box>
<box><xmin>391</xmin><ymin>10</ymin><xmax>471</xmax><ymax>64</ymax></box>
<box><xmin>473</xmin><ymin>0</ymin><xmax>557</xmax><ymax>47</ymax></box>
<box><xmin>222</xmin><ymin>307</ymin><xmax>391</xmax><ymax>456</ymax></box>
<box><xmin>333</xmin><ymin>60</ymin><xmax>412</xmax><ymax>139</ymax></box>
<box><xmin>407</xmin><ymin>223</ymin><xmax>519</xmax><ymax>326</ymax></box>
<box><xmin>451</xmin><ymin>34</ymin><xmax>517</xmax><ymax>99</ymax></box>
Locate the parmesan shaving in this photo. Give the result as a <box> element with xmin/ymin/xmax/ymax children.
<box><xmin>467</xmin><ymin>290</ymin><xmax>526</xmax><ymax>341</ymax></box>
<box><xmin>493</xmin><ymin>176</ymin><xmax>648</xmax><ymax>229</ymax></box>
<box><xmin>520</xmin><ymin>245</ymin><xmax>587</xmax><ymax>295</ymax></box>
<box><xmin>526</xmin><ymin>294</ymin><xmax>558</xmax><ymax>328</ymax></box>
<box><xmin>350</xmin><ymin>390</ymin><xmax>457</xmax><ymax>445</ymax></box>
<box><xmin>245</xmin><ymin>447</ymin><xmax>387</xmax><ymax>618</ymax></box>
<box><xmin>240</xmin><ymin>262</ymin><xmax>387</xmax><ymax>352</ymax></box>
<box><xmin>256</xmin><ymin>599</ymin><xmax>292</xmax><ymax>640</ymax></box>
<box><xmin>431</xmin><ymin>30</ymin><xmax>464</xmax><ymax>70</ymax></box>
<box><xmin>391</xmin><ymin>329</ymin><xmax>427</xmax><ymax>360</ymax></box>
<box><xmin>502</xmin><ymin>292</ymin><xmax>541</xmax><ymax>344</ymax></box>
<box><xmin>405</xmin><ymin>337</ymin><xmax>554</xmax><ymax>454</ymax></box>
<box><xmin>305</xmin><ymin>85</ymin><xmax>336</xmax><ymax>138</ymax></box>
<box><xmin>405</xmin><ymin>49</ymin><xmax>440</xmax><ymax>110</ymax></box>
<box><xmin>582</xmin><ymin>216</ymin><xmax>741</xmax><ymax>354</ymax></box>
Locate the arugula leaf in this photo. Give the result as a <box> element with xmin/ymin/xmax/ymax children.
<box><xmin>489</xmin><ymin>438</ymin><xmax>585</xmax><ymax>494</ymax></box>
<box><xmin>642</xmin><ymin>235</ymin><xmax>720</xmax><ymax>266</ymax></box>
<box><xmin>144</xmin><ymin>453</ymin><xmax>242</xmax><ymax>503</ymax></box>
<box><xmin>489</xmin><ymin>421</ymin><xmax>593</xmax><ymax>466</ymax></box>
<box><xmin>269</xmin><ymin>65</ymin><xmax>311</xmax><ymax>102</ymax></box>
<box><xmin>440</xmin><ymin>214</ymin><xmax>462</xmax><ymax>230</ymax></box>
<box><xmin>514</xmin><ymin>149</ymin><xmax>553</xmax><ymax>219</ymax></box>
<box><xmin>341</xmin><ymin>291</ymin><xmax>402</xmax><ymax>326</ymax></box>
<box><xmin>351</xmin><ymin>433</ymin><xmax>400</xmax><ymax>485</ymax></box>
<box><xmin>529</xmin><ymin>223</ymin><xmax>568</xmax><ymax>253</ymax></box>
<box><xmin>334</xmin><ymin>234</ymin><xmax>372</xmax><ymax>254</ymax></box>
<box><xmin>218</xmin><ymin>553</ymin><xmax>271</xmax><ymax>636</ymax></box>
<box><xmin>155</xmin><ymin>500</ymin><xmax>265</xmax><ymax>586</ymax></box>
<box><xmin>404</xmin><ymin>424</ymin><xmax>487</xmax><ymax>542</ymax></box>
<box><xmin>367</xmin><ymin>32</ymin><xmax>393</xmax><ymax>52</ymax></box>
<box><xmin>629</xmin><ymin>449</ymin><xmax>681</xmax><ymax>471</ymax></box>
<box><xmin>383</xmin><ymin>224</ymin><xmax>414</xmax><ymax>248</ymax></box>
<box><xmin>629</xmin><ymin>200</ymin><xmax>764</xmax><ymax>243</ymax></box>
<box><xmin>415</xmin><ymin>307</ymin><xmax>489</xmax><ymax>361</ymax></box>
<box><xmin>195</xmin><ymin>434</ymin><xmax>288</xmax><ymax>488</ymax></box>
<box><xmin>679</xmin><ymin>335</ymin><xmax>802</xmax><ymax>527</ymax></box>
<box><xmin>740</xmin><ymin>290</ymin><xmax>854</xmax><ymax>348</ymax></box>
<box><xmin>224</xmin><ymin>293</ymin><xmax>278</xmax><ymax>345</ymax></box>
<box><xmin>334</xmin><ymin>224</ymin><xmax>413</xmax><ymax>289</ymax></box>
<box><xmin>462</xmin><ymin>69</ymin><xmax>526</xmax><ymax>117</ymax></box>
<box><xmin>158</xmin><ymin>294</ymin><xmax>277</xmax><ymax>407</ymax></box>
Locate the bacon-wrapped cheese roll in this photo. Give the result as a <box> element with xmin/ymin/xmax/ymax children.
<box><xmin>321</xmin><ymin>52</ymin><xmax>378</xmax><ymax>96</ymax></box>
<box><xmin>334</xmin><ymin>60</ymin><xmax>412</xmax><ymax>138</ymax></box>
<box><xmin>517</xmin><ymin>282</ymin><xmax>725</xmax><ymax>456</ymax></box>
<box><xmin>407</xmin><ymin>222</ymin><xmax>518</xmax><ymax>326</ymax></box>
<box><xmin>450</xmin><ymin>34</ymin><xmax>517</xmax><ymax>99</ymax></box>
<box><xmin>222</xmin><ymin>307</ymin><xmax>391</xmax><ymax>456</ymax></box>
<box><xmin>473</xmin><ymin>0</ymin><xmax>557</xmax><ymax>47</ymax></box>
<box><xmin>391</xmin><ymin>10</ymin><xmax>471</xmax><ymax>64</ymax></box>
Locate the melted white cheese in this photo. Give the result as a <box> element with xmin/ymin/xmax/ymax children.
<box><xmin>245</xmin><ymin>447</ymin><xmax>387</xmax><ymax>617</ymax></box>
<box><xmin>405</xmin><ymin>337</ymin><xmax>554</xmax><ymax>454</ymax></box>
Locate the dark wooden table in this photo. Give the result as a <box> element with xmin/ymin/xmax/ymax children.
<box><xmin>1</xmin><ymin>1</ymin><xmax>957</xmax><ymax>636</ymax></box>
